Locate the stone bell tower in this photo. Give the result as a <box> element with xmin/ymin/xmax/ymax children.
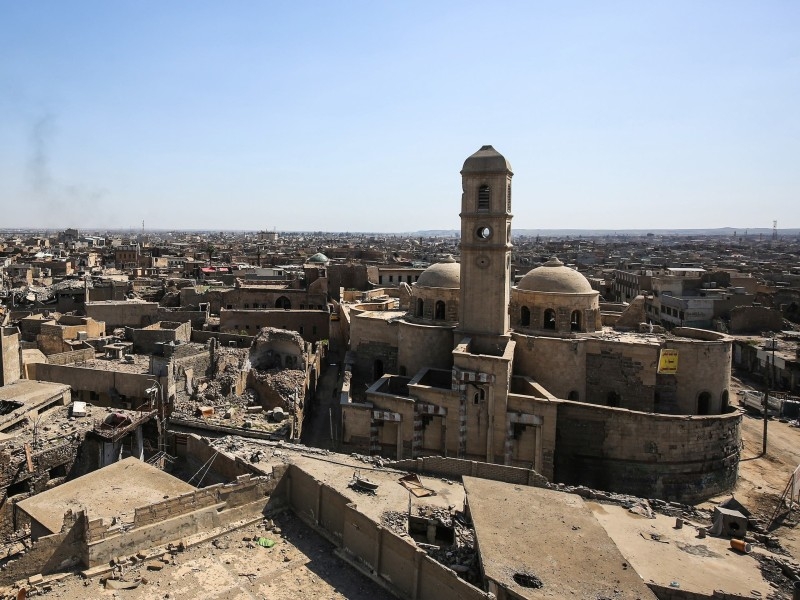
<box><xmin>458</xmin><ymin>145</ymin><xmax>513</xmax><ymax>345</ymax></box>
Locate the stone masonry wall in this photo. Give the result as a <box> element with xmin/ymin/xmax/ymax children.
<box><xmin>585</xmin><ymin>348</ymin><xmax>655</xmax><ymax>411</ymax></box>
<box><xmin>554</xmin><ymin>401</ymin><xmax>741</xmax><ymax>503</ymax></box>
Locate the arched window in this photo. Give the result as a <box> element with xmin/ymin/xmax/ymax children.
<box><xmin>543</xmin><ymin>308</ymin><xmax>556</xmax><ymax>330</ymax></box>
<box><xmin>607</xmin><ymin>391</ymin><xmax>621</xmax><ymax>407</ymax></box>
<box><xmin>520</xmin><ymin>306</ymin><xmax>531</xmax><ymax>327</ymax></box>
<box><xmin>568</xmin><ymin>390</ymin><xmax>579</xmax><ymax>401</ymax></box>
<box><xmin>473</xmin><ymin>387</ymin><xmax>486</xmax><ymax>405</ymax></box>
<box><xmin>435</xmin><ymin>300</ymin><xmax>446</xmax><ymax>320</ymax></box>
<box><xmin>416</xmin><ymin>298</ymin><xmax>424</xmax><ymax>317</ymax></box>
<box><xmin>721</xmin><ymin>390</ymin><xmax>729</xmax><ymax>412</ymax></box>
<box><xmin>477</xmin><ymin>185</ymin><xmax>490</xmax><ymax>212</ymax></box>
<box><xmin>571</xmin><ymin>310</ymin><xmax>581</xmax><ymax>332</ymax></box>
<box><xmin>275</xmin><ymin>296</ymin><xmax>291</xmax><ymax>309</ymax></box>
<box><xmin>697</xmin><ymin>391</ymin><xmax>711</xmax><ymax>415</ymax></box>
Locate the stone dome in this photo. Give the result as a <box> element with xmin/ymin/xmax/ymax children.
<box><xmin>461</xmin><ymin>145</ymin><xmax>513</xmax><ymax>175</ymax></box>
<box><xmin>307</xmin><ymin>252</ymin><xmax>329</xmax><ymax>264</ymax></box>
<box><xmin>517</xmin><ymin>257</ymin><xmax>593</xmax><ymax>294</ymax></box>
<box><xmin>416</xmin><ymin>256</ymin><xmax>460</xmax><ymax>289</ymax></box>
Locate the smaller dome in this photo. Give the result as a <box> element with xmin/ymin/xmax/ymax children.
<box><xmin>517</xmin><ymin>256</ymin><xmax>594</xmax><ymax>294</ymax></box>
<box><xmin>307</xmin><ymin>252</ymin><xmax>329</xmax><ymax>264</ymax></box>
<box><xmin>416</xmin><ymin>258</ymin><xmax>460</xmax><ymax>289</ymax></box>
<box><xmin>461</xmin><ymin>145</ymin><xmax>513</xmax><ymax>175</ymax></box>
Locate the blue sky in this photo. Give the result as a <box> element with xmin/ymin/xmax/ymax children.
<box><xmin>1</xmin><ymin>1</ymin><xmax>798</xmax><ymax>231</ymax></box>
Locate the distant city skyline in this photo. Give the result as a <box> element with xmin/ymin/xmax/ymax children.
<box><xmin>1</xmin><ymin>2</ymin><xmax>798</xmax><ymax>231</ymax></box>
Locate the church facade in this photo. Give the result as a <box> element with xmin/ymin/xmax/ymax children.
<box><xmin>342</xmin><ymin>146</ymin><xmax>741</xmax><ymax>502</ymax></box>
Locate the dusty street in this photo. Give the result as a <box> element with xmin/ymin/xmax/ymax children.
<box><xmin>706</xmin><ymin>374</ymin><xmax>800</xmax><ymax>557</ymax></box>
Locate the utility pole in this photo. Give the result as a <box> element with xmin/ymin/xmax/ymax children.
<box><xmin>763</xmin><ymin>336</ymin><xmax>777</xmax><ymax>455</ymax></box>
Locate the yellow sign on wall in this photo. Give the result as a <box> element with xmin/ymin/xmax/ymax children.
<box><xmin>658</xmin><ymin>349</ymin><xmax>679</xmax><ymax>374</ymax></box>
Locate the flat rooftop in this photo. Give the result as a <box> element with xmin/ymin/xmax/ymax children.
<box><xmin>463</xmin><ymin>476</ymin><xmax>656</xmax><ymax>599</ymax></box>
<box><xmin>17</xmin><ymin>457</ymin><xmax>195</xmax><ymax>534</ymax></box>
<box><xmin>354</xmin><ymin>309</ymin><xmax>405</xmax><ymax>322</ymax></box>
<box><xmin>72</xmin><ymin>353</ymin><xmax>151</xmax><ymax>374</ymax></box>
<box><xmin>0</xmin><ymin>380</ymin><xmax>71</xmax><ymax>434</ymax></box>
<box><xmin>0</xmin><ymin>379</ymin><xmax>69</xmax><ymax>404</ymax></box>
<box><xmin>589</xmin><ymin>502</ymin><xmax>772</xmax><ymax>598</ymax></box>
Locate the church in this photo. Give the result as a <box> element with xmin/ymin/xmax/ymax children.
<box><xmin>341</xmin><ymin>146</ymin><xmax>741</xmax><ymax>502</ymax></box>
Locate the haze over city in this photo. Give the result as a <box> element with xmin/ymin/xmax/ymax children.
<box><xmin>1</xmin><ymin>1</ymin><xmax>798</xmax><ymax>231</ymax></box>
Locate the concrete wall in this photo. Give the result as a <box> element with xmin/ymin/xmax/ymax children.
<box><xmin>37</xmin><ymin>318</ymin><xmax>106</xmax><ymax>355</ymax></box>
<box><xmin>389</xmin><ymin>456</ymin><xmax>549</xmax><ymax>488</ymax></box>
<box><xmin>647</xmin><ymin>584</ymin><xmax>756</xmax><ymax>600</ymax></box>
<box><xmin>285</xmin><ymin>465</ymin><xmax>491</xmax><ymax>600</ymax></box>
<box><xmin>0</xmin><ymin>327</ymin><xmax>21</xmax><ymax>386</ymax></box>
<box><xmin>730</xmin><ymin>306</ymin><xmax>785</xmax><ymax>334</ymax></box>
<box><xmin>28</xmin><ymin>363</ymin><xmax>165</xmax><ymax>406</ymax></box>
<box><xmin>85</xmin><ymin>301</ymin><xmax>159</xmax><ymax>329</ymax></box>
<box><xmin>554</xmin><ymin>401</ymin><xmax>741</xmax><ymax>503</ymax></box>
<box><xmin>128</xmin><ymin>320</ymin><xmax>191</xmax><ymax>355</ymax></box>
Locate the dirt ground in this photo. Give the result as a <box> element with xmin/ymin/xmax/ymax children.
<box><xmin>39</xmin><ymin>512</ymin><xmax>394</xmax><ymax>600</ymax></box>
<box><xmin>704</xmin><ymin>373</ymin><xmax>800</xmax><ymax>558</ymax></box>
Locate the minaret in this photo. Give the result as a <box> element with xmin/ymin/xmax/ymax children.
<box><xmin>458</xmin><ymin>145</ymin><xmax>513</xmax><ymax>344</ymax></box>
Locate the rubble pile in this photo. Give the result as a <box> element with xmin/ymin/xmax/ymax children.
<box><xmin>755</xmin><ymin>553</ymin><xmax>800</xmax><ymax>599</ymax></box>
<box><xmin>380</xmin><ymin>504</ymin><xmax>479</xmax><ymax>583</ymax></box>
<box><xmin>248</xmin><ymin>369</ymin><xmax>305</xmax><ymax>409</ymax></box>
<box><xmin>418</xmin><ymin>505</ymin><xmax>479</xmax><ymax>583</ymax></box>
<box><xmin>416</xmin><ymin>504</ymin><xmax>453</xmax><ymax>527</ymax></box>
<box><xmin>380</xmin><ymin>511</ymin><xmax>408</xmax><ymax>535</ymax></box>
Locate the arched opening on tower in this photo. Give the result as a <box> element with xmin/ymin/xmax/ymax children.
<box><xmin>606</xmin><ymin>391</ymin><xmax>621</xmax><ymax>407</ymax></box>
<box><xmin>520</xmin><ymin>306</ymin><xmax>531</xmax><ymax>327</ymax></box>
<box><xmin>543</xmin><ymin>308</ymin><xmax>556</xmax><ymax>330</ymax></box>
<box><xmin>721</xmin><ymin>389</ymin><xmax>729</xmax><ymax>412</ymax></box>
<box><xmin>416</xmin><ymin>298</ymin><xmax>424</xmax><ymax>317</ymax></box>
<box><xmin>373</xmin><ymin>359</ymin><xmax>384</xmax><ymax>381</ymax></box>
<box><xmin>473</xmin><ymin>387</ymin><xmax>486</xmax><ymax>405</ymax></box>
<box><xmin>570</xmin><ymin>310</ymin><xmax>582</xmax><ymax>331</ymax></box>
<box><xmin>697</xmin><ymin>391</ymin><xmax>711</xmax><ymax>415</ymax></box>
<box><xmin>434</xmin><ymin>301</ymin><xmax>446</xmax><ymax>320</ymax></box>
<box><xmin>275</xmin><ymin>296</ymin><xmax>291</xmax><ymax>309</ymax></box>
<box><xmin>477</xmin><ymin>185</ymin><xmax>490</xmax><ymax>212</ymax></box>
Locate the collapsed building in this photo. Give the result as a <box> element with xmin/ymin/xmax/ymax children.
<box><xmin>342</xmin><ymin>146</ymin><xmax>741</xmax><ymax>502</ymax></box>
<box><xmin>0</xmin><ymin>433</ymin><xmax>773</xmax><ymax>600</ymax></box>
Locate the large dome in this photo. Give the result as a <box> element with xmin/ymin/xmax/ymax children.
<box><xmin>416</xmin><ymin>257</ymin><xmax>460</xmax><ymax>289</ymax></box>
<box><xmin>461</xmin><ymin>145</ymin><xmax>513</xmax><ymax>175</ymax></box>
<box><xmin>307</xmin><ymin>252</ymin><xmax>329</xmax><ymax>264</ymax></box>
<box><xmin>517</xmin><ymin>257</ymin><xmax>593</xmax><ymax>294</ymax></box>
